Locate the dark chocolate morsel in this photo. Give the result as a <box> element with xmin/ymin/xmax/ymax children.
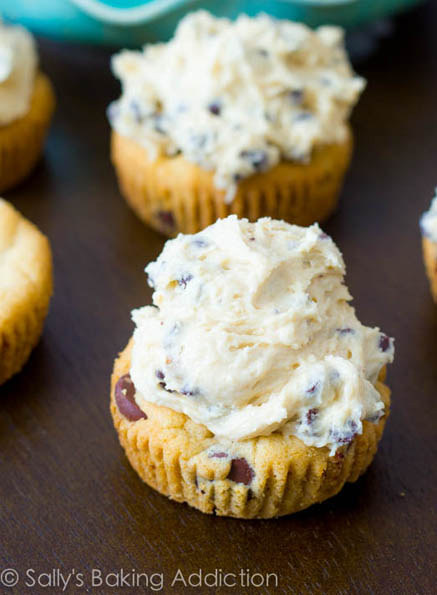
<box><xmin>289</xmin><ymin>89</ymin><xmax>303</xmax><ymax>104</ymax></box>
<box><xmin>192</xmin><ymin>237</ymin><xmax>208</xmax><ymax>248</ymax></box>
<box><xmin>379</xmin><ymin>333</ymin><xmax>391</xmax><ymax>352</ymax></box>
<box><xmin>240</xmin><ymin>149</ymin><xmax>268</xmax><ymax>172</ymax></box>
<box><xmin>155</xmin><ymin>369</ymin><xmax>165</xmax><ymax>380</ymax></box>
<box><xmin>337</xmin><ymin>327</ymin><xmax>355</xmax><ymax>335</ymax></box>
<box><xmin>306</xmin><ymin>381</ymin><xmax>320</xmax><ymax>396</ymax></box>
<box><xmin>227</xmin><ymin>458</ymin><xmax>255</xmax><ymax>485</ymax></box>
<box><xmin>295</xmin><ymin>111</ymin><xmax>313</xmax><ymax>121</ymax></box>
<box><xmin>115</xmin><ymin>374</ymin><xmax>147</xmax><ymax>422</ymax></box>
<box><xmin>178</xmin><ymin>274</ymin><xmax>193</xmax><ymax>289</ymax></box>
<box><xmin>159</xmin><ymin>382</ymin><xmax>175</xmax><ymax>394</ymax></box>
<box><xmin>208</xmin><ymin>101</ymin><xmax>221</xmax><ymax>116</ymax></box>
<box><xmin>306</xmin><ymin>408</ymin><xmax>319</xmax><ymax>425</ymax></box>
<box><xmin>157</xmin><ymin>210</ymin><xmax>175</xmax><ymax>231</ymax></box>
<box><xmin>209</xmin><ymin>451</ymin><xmax>228</xmax><ymax>459</ymax></box>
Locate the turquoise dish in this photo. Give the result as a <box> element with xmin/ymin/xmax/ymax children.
<box><xmin>0</xmin><ymin>0</ymin><xmax>423</xmax><ymax>46</ymax></box>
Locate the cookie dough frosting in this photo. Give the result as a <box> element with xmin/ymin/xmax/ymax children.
<box><xmin>0</xmin><ymin>18</ymin><xmax>37</xmax><ymax>125</ymax></box>
<box><xmin>130</xmin><ymin>216</ymin><xmax>394</xmax><ymax>453</ymax></box>
<box><xmin>420</xmin><ymin>190</ymin><xmax>437</xmax><ymax>242</ymax></box>
<box><xmin>109</xmin><ymin>11</ymin><xmax>365</xmax><ymax>201</ymax></box>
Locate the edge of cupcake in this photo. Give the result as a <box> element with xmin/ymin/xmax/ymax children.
<box><xmin>107</xmin><ymin>11</ymin><xmax>364</xmax><ymax>236</ymax></box>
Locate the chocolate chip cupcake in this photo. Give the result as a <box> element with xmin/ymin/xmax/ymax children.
<box><xmin>111</xmin><ymin>216</ymin><xmax>394</xmax><ymax>518</ymax></box>
<box><xmin>108</xmin><ymin>11</ymin><xmax>364</xmax><ymax>236</ymax></box>
<box><xmin>420</xmin><ymin>191</ymin><xmax>437</xmax><ymax>302</ymax></box>
<box><xmin>0</xmin><ymin>19</ymin><xmax>55</xmax><ymax>193</ymax></box>
<box><xmin>0</xmin><ymin>199</ymin><xmax>53</xmax><ymax>385</ymax></box>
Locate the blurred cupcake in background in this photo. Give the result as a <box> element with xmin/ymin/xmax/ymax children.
<box><xmin>0</xmin><ymin>17</ymin><xmax>55</xmax><ymax>192</ymax></box>
<box><xmin>420</xmin><ymin>190</ymin><xmax>437</xmax><ymax>302</ymax></box>
<box><xmin>108</xmin><ymin>11</ymin><xmax>365</xmax><ymax>236</ymax></box>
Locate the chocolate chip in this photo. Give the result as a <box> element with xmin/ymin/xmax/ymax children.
<box><xmin>155</xmin><ymin>369</ymin><xmax>165</xmax><ymax>380</ymax></box>
<box><xmin>180</xmin><ymin>385</ymin><xmax>199</xmax><ymax>396</ymax></box>
<box><xmin>157</xmin><ymin>210</ymin><xmax>175</xmax><ymax>231</ymax></box>
<box><xmin>227</xmin><ymin>458</ymin><xmax>255</xmax><ymax>485</ymax></box>
<box><xmin>159</xmin><ymin>381</ymin><xmax>175</xmax><ymax>394</ymax></box>
<box><xmin>330</xmin><ymin>420</ymin><xmax>358</xmax><ymax>445</ymax></box>
<box><xmin>334</xmin><ymin>450</ymin><xmax>345</xmax><ymax>461</ymax></box>
<box><xmin>192</xmin><ymin>238</ymin><xmax>208</xmax><ymax>248</ymax></box>
<box><xmin>115</xmin><ymin>374</ymin><xmax>147</xmax><ymax>422</ymax></box>
<box><xmin>289</xmin><ymin>89</ymin><xmax>303</xmax><ymax>104</ymax></box>
<box><xmin>209</xmin><ymin>451</ymin><xmax>228</xmax><ymax>459</ymax></box>
<box><xmin>178</xmin><ymin>274</ymin><xmax>193</xmax><ymax>289</ymax></box>
<box><xmin>295</xmin><ymin>111</ymin><xmax>313</xmax><ymax>121</ymax></box>
<box><xmin>337</xmin><ymin>327</ymin><xmax>355</xmax><ymax>335</ymax></box>
<box><xmin>130</xmin><ymin>100</ymin><xmax>143</xmax><ymax>123</ymax></box>
<box><xmin>306</xmin><ymin>381</ymin><xmax>321</xmax><ymax>396</ymax></box>
<box><xmin>306</xmin><ymin>408</ymin><xmax>319</xmax><ymax>424</ymax></box>
<box><xmin>240</xmin><ymin>149</ymin><xmax>268</xmax><ymax>172</ymax></box>
<box><xmin>208</xmin><ymin>101</ymin><xmax>221</xmax><ymax>116</ymax></box>
<box><xmin>379</xmin><ymin>334</ymin><xmax>391</xmax><ymax>352</ymax></box>
<box><xmin>365</xmin><ymin>411</ymin><xmax>383</xmax><ymax>423</ymax></box>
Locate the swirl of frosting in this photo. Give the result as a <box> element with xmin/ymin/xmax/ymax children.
<box><xmin>0</xmin><ymin>19</ymin><xmax>37</xmax><ymax>125</ymax></box>
<box><xmin>130</xmin><ymin>216</ymin><xmax>394</xmax><ymax>452</ymax></box>
<box><xmin>109</xmin><ymin>11</ymin><xmax>365</xmax><ymax>201</ymax></box>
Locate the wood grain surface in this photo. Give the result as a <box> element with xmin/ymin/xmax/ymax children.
<box><xmin>1</xmin><ymin>3</ymin><xmax>436</xmax><ymax>594</ymax></box>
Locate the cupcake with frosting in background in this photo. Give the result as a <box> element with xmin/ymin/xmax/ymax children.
<box><xmin>420</xmin><ymin>190</ymin><xmax>437</xmax><ymax>302</ymax></box>
<box><xmin>108</xmin><ymin>11</ymin><xmax>365</xmax><ymax>237</ymax></box>
<box><xmin>0</xmin><ymin>17</ymin><xmax>55</xmax><ymax>192</ymax></box>
<box><xmin>110</xmin><ymin>215</ymin><xmax>394</xmax><ymax>518</ymax></box>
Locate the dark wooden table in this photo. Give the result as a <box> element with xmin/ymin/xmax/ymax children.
<box><xmin>1</xmin><ymin>3</ymin><xmax>436</xmax><ymax>594</ymax></box>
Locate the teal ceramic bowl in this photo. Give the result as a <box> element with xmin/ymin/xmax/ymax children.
<box><xmin>0</xmin><ymin>0</ymin><xmax>423</xmax><ymax>46</ymax></box>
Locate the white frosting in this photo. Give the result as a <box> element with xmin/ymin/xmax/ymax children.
<box><xmin>420</xmin><ymin>191</ymin><xmax>437</xmax><ymax>242</ymax></box>
<box><xmin>130</xmin><ymin>216</ymin><xmax>394</xmax><ymax>453</ymax></box>
<box><xmin>109</xmin><ymin>11</ymin><xmax>365</xmax><ymax>202</ymax></box>
<box><xmin>0</xmin><ymin>19</ymin><xmax>37</xmax><ymax>126</ymax></box>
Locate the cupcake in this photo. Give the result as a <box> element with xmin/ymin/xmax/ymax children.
<box><xmin>108</xmin><ymin>11</ymin><xmax>364</xmax><ymax>236</ymax></box>
<box><xmin>111</xmin><ymin>216</ymin><xmax>394</xmax><ymax>518</ymax></box>
<box><xmin>0</xmin><ymin>199</ymin><xmax>53</xmax><ymax>385</ymax></box>
<box><xmin>0</xmin><ymin>18</ymin><xmax>55</xmax><ymax>193</ymax></box>
<box><xmin>420</xmin><ymin>190</ymin><xmax>437</xmax><ymax>302</ymax></box>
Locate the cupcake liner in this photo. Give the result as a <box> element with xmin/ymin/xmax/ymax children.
<box><xmin>422</xmin><ymin>236</ymin><xmax>437</xmax><ymax>302</ymax></box>
<box><xmin>111</xmin><ymin>340</ymin><xmax>390</xmax><ymax>519</ymax></box>
<box><xmin>0</xmin><ymin>296</ymin><xmax>51</xmax><ymax>385</ymax></box>
<box><xmin>0</xmin><ymin>72</ymin><xmax>55</xmax><ymax>193</ymax></box>
<box><xmin>111</xmin><ymin>130</ymin><xmax>353</xmax><ymax>237</ymax></box>
<box><xmin>0</xmin><ymin>200</ymin><xmax>53</xmax><ymax>385</ymax></box>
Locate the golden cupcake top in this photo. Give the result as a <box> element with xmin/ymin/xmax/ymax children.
<box><xmin>0</xmin><ymin>17</ymin><xmax>37</xmax><ymax>125</ymax></box>
<box><xmin>130</xmin><ymin>215</ymin><xmax>394</xmax><ymax>453</ymax></box>
<box><xmin>108</xmin><ymin>11</ymin><xmax>365</xmax><ymax>201</ymax></box>
<box><xmin>0</xmin><ymin>198</ymin><xmax>52</xmax><ymax>324</ymax></box>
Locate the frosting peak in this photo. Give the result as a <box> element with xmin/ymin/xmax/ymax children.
<box><xmin>109</xmin><ymin>11</ymin><xmax>365</xmax><ymax>201</ymax></box>
<box><xmin>130</xmin><ymin>216</ymin><xmax>394</xmax><ymax>452</ymax></box>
